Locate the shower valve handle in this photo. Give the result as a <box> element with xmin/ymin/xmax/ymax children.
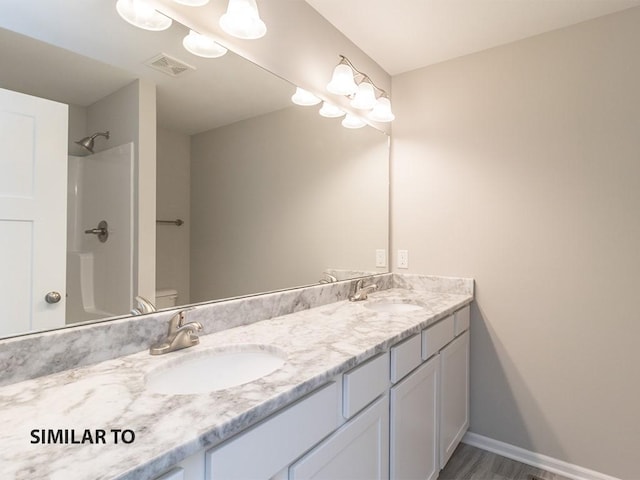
<box><xmin>84</xmin><ymin>220</ymin><xmax>109</xmax><ymax>243</ymax></box>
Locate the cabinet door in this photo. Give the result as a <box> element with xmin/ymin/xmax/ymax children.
<box><xmin>289</xmin><ymin>395</ymin><xmax>389</xmax><ymax>480</ymax></box>
<box><xmin>439</xmin><ymin>330</ymin><xmax>470</xmax><ymax>467</ymax></box>
<box><xmin>390</xmin><ymin>356</ymin><xmax>439</xmax><ymax>480</ymax></box>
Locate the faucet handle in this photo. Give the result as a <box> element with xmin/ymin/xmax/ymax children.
<box><xmin>167</xmin><ymin>308</ymin><xmax>195</xmax><ymax>333</ymax></box>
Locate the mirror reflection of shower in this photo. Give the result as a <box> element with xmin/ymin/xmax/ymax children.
<box><xmin>75</xmin><ymin>131</ymin><xmax>110</xmax><ymax>154</ymax></box>
<box><xmin>66</xmin><ymin>142</ymin><xmax>134</xmax><ymax>324</ymax></box>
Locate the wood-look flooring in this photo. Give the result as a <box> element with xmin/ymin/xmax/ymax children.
<box><xmin>438</xmin><ymin>443</ymin><xmax>572</xmax><ymax>480</ymax></box>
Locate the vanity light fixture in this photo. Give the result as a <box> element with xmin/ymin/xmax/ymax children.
<box><xmin>219</xmin><ymin>0</ymin><xmax>267</xmax><ymax>40</ymax></box>
<box><xmin>116</xmin><ymin>0</ymin><xmax>172</xmax><ymax>31</ymax></box>
<box><xmin>327</xmin><ymin>55</ymin><xmax>395</xmax><ymax>123</ymax></box>
<box><xmin>173</xmin><ymin>0</ymin><xmax>210</xmax><ymax>5</ymax></box>
<box><xmin>183</xmin><ymin>30</ymin><xmax>228</xmax><ymax>58</ymax></box>
<box><xmin>350</xmin><ymin>79</ymin><xmax>377</xmax><ymax>110</ymax></box>
<box><xmin>318</xmin><ymin>101</ymin><xmax>345</xmax><ymax>118</ymax></box>
<box><xmin>341</xmin><ymin>114</ymin><xmax>366</xmax><ymax>129</ymax></box>
<box><xmin>291</xmin><ymin>87</ymin><xmax>321</xmax><ymax>106</ymax></box>
<box><xmin>327</xmin><ymin>62</ymin><xmax>358</xmax><ymax>96</ymax></box>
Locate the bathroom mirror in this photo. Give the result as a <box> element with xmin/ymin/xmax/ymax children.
<box><xmin>0</xmin><ymin>0</ymin><xmax>389</xmax><ymax>339</ymax></box>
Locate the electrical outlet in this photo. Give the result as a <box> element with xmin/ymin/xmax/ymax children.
<box><xmin>397</xmin><ymin>250</ymin><xmax>409</xmax><ymax>269</ymax></box>
<box><xmin>375</xmin><ymin>249</ymin><xmax>386</xmax><ymax>268</ymax></box>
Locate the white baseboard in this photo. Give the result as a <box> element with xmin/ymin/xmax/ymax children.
<box><xmin>462</xmin><ymin>432</ymin><xmax>620</xmax><ymax>480</ymax></box>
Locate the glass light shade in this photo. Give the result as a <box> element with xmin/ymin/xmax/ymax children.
<box><xmin>341</xmin><ymin>114</ymin><xmax>366</xmax><ymax>129</ymax></box>
<box><xmin>318</xmin><ymin>102</ymin><xmax>345</xmax><ymax>118</ymax></box>
<box><xmin>291</xmin><ymin>87</ymin><xmax>321</xmax><ymax>106</ymax></box>
<box><xmin>219</xmin><ymin>0</ymin><xmax>267</xmax><ymax>40</ymax></box>
<box><xmin>183</xmin><ymin>30</ymin><xmax>228</xmax><ymax>58</ymax></box>
<box><xmin>326</xmin><ymin>64</ymin><xmax>358</xmax><ymax>96</ymax></box>
<box><xmin>350</xmin><ymin>81</ymin><xmax>377</xmax><ymax>110</ymax></box>
<box><xmin>173</xmin><ymin>0</ymin><xmax>209</xmax><ymax>5</ymax></box>
<box><xmin>116</xmin><ymin>0</ymin><xmax>172</xmax><ymax>31</ymax></box>
<box><xmin>368</xmin><ymin>97</ymin><xmax>395</xmax><ymax>122</ymax></box>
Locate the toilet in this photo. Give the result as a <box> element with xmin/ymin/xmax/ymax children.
<box><xmin>155</xmin><ymin>289</ymin><xmax>178</xmax><ymax>309</ymax></box>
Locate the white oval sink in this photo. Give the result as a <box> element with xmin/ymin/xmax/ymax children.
<box><xmin>145</xmin><ymin>345</ymin><xmax>286</xmax><ymax>395</ymax></box>
<box><xmin>366</xmin><ymin>302</ymin><xmax>424</xmax><ymax>314</ymax></box>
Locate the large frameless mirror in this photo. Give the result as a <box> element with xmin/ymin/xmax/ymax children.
<box><xmin>0</xmin><ymin>0</ymin><xmax>389</xmax><ymax>339</ymax></box>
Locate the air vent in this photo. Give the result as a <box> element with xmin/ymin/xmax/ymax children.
<box><xmin>144</xmin><ymin>53</ymin><xmax>195</xmax><ymax>77</ymax></box>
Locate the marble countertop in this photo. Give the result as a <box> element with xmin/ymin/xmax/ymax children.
<box><xmin>0</xmin><ymin>287</ymin><xmax>472</xmax><ymax>480</ymax></box>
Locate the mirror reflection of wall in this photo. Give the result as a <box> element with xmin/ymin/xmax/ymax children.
<box><xmin>157</xmin><ymin>105</ymin><xmax>388</xmax><ymax>305</ymax></box>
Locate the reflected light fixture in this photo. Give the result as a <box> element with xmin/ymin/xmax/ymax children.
<box><xmin>291</xmin><ymin>87</ymin><xmax>321</xmax><ymax>106</ymax></box>
<box><xmin>318</xmin><ymin>101</ymin><xmax>345</xmax><ymax>118</ymax></box>
<box><xmin>173</xmin><ymin>0</ymin><xmax>210</xmax><ymax>5</ymax></box>
<box><xmin>341</xmin><ymin>114</ymin><xmax>366</xmax><ymax>129</ymax></box>
<box><xmin>116</xmin><ymin>0</ymin><xmax>172</xmax><ymax>31</ymax></box>
<box><xmin>219</xmin><ymin>0</ymin><xmax>267</xmax><ymax>40</ymax></box>
<box><xmin>183</xmin><ymin>30</ymin><xmax>228</xmax><ymax>58</ymax></box>
<box><xmin>327</xmin><ymin>55</ymin><xmax>395</xmax><ymax>124</ymax></box>
<box><xmin>368</xmin><ymin>96</ymin><xmax>395</xmax><ymax>123</ymax></box>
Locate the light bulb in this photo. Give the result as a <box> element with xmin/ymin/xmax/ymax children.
<box><xmin>183</xmin><ymin>30</ymin><xmax>228</xmax><ymax>58</ymax></box>
<box><xmin>291</xmin><ymin>87</ymin><xmax>321</xmax><ymax>106</ymax></box>
<box><xmin>318</xmin><ymin>102</ymin><xmax>345</xmax><ymax>118</ymax></box>
<box><xmin>350</xmin><ymin>81</ymin><xmax>377</xmax><ymax>110</ymax></box>
<box><xmin>219</xmin><ymin>0</ymin><xmax>267</xmax><ymax>40</ymax></box>
<box><xmin>342</xmin><ymin>114</ymin><xmax>366</xmax><ymax>129</ymax></box>
<box><xmin>115</xmin><ymin>0</ymin><xmax>172</xmax><ymax>31</ymax></box>
<box><xmin>173</xmin><ymin>0</ymin><xmax>209</xmax><ymax>5</ymax></box>
<box><xmin>368</xmin><ymin>97</ymin><xmax>395</xmax><ymax>122</ymax></box>
<box><xmin>326</xmin><ymin>64</ymin><xmax>358</xmax><ymax>96</ymax></box>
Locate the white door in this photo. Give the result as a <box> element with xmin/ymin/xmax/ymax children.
<box><xmin>0</xmin><ymin>87</ymin><xmax>68</xmax><ymax>336</ymax></box>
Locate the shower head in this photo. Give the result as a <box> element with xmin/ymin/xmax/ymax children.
<box><xmin>75</xmin><ymin>131</ymin><xmax>110</xmax><ymax>154</ymax></box>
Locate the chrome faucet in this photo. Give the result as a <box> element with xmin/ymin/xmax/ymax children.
<box><xmin>349</xmin><ymin>279</ymin><xmax>378</xmax><ymax>301</ymax></box>
<box><xmin>319</xmin><ymin>273</ymin><xmax>338</xmax><ymax>284</ymax></box>
<box><xmin>131</xmin><ymin>295</ymin><xmax>157</xmax><ymax>316</ymax></box>
<box><xmin>150</xmin><ymin>310</ymin><xmax>203</xmax><ymax>355</ymax></box>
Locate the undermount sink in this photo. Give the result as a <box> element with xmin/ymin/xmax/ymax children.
<box><xmin>145</xmin><ymin>345</ymin><xmax>287</xmax><ymax>395</ymax></box>
<box><xmin>366</xmin><ymin>302</ymin><xmax>424</xmax><ymax>314</ymax></box>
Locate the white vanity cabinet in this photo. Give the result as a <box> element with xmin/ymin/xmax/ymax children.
<box><xmin>289</xmin><ymin>395</ymin><xmax>389</xmax><ymax>480</ymax></box>
<box><xmin>153</xmin><ymin>304</ymin><xmax>471</xmax><ymax>480</ymax></box>
<box><xmin>390</xmin><ymin>356</ymin><xmax>439</xmax><ymax>480</ymax></box>
<box><xmin>288</xmin><ymin>353</ymin><xmax>390</xmax><ymax>480</ymax></box>
<box><xmin>439</xmin><ymin>329</ymin><xmax>470</xmax><ymax>467</ymax></box>
<box><xmin>206</xmin><ymin>382</ymin><xmax>340</xmax><ymax>480</ymax></box>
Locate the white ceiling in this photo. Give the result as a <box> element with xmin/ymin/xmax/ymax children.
<box><xmin>305</xmin><ymin>0</ymin><xmax>640</xmax><ymax>75</ymax></box>
<box><xmin>0</xmin><ymin>0</ymin><xmax>293</xmax><ymax>135</ymax></box>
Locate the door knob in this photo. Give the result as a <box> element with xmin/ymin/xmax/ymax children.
<box><xmin>45</xmin><ymin>291</ymin><xmax>62</xmax><ymax>304</ymax></box>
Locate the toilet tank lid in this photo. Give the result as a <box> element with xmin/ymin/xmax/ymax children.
<box><xmin>156</xmin><ymin>289</ymin><xmax>178</xmax><ymax>298</ymax></box>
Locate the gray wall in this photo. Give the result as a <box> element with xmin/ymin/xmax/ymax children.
<box><xmin>156</xmin><ymin>127</ymin><xmax>190</xmax><ymax>305</ymax></box>
<box><xmin>190</xmin><ymin>105</ymin><xmax>388</xmax><ymax>302</ymax></box>
<box><xmin>391</xmin><ymin>7</ymin><xmax>640</xmax><ymax>479</ymax></box>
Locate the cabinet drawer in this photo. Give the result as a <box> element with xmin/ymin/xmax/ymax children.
<box><xmin>289</xmin><ymin>395</ymin><xmax>389</xmax><ymax>480</ymax></box>
<box><xmin>454</xmin><ymin>305</ymin><xmax>470</xmax><ymax>336</ymax></box>
<box><xmin>390</xmin><ymin>334</ymin><xmax>422</xmax><ymax>383</ymax></box>
<box><xmin>206</xmin><ymin>382</ymin><xmax>339</xmax><ymax>479</ymax></box>
<box><xmin>343</xmin><ymin>353</ymin><xmax>389</xmax><ymax>419</ymax></box>
<box><xmin>422</xmin><ymin>315</ymin><xmax>454</xmax><ymax>360</ymax></box>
